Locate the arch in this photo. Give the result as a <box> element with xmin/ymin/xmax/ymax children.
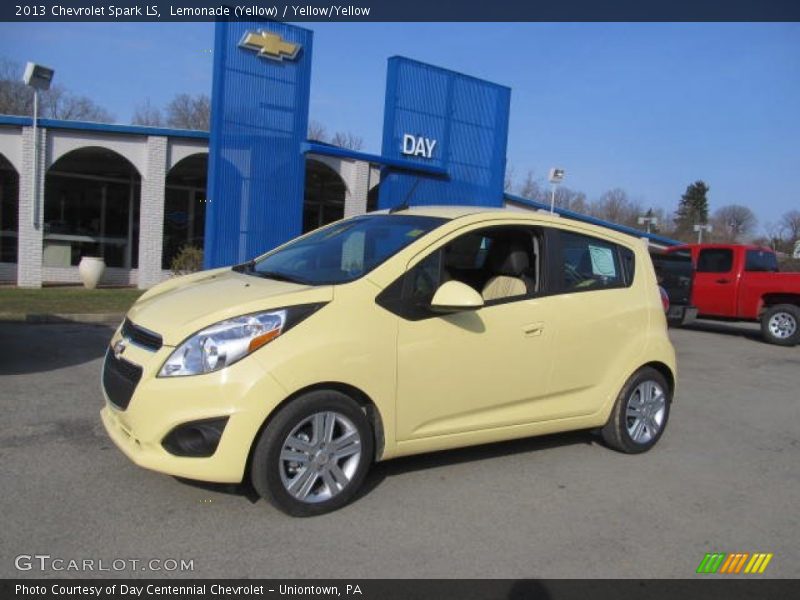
<box><xmin>47</xmin><ymin>131</ymin><xmax>145</xmax><ymax>177</ymax></box>
<box><xmin>44</xmin><ymin>147</ymin><xmax>141</xmax><ymax>270</ymax></box>
<box><xmin>303</xmin><ymin>159</ymin><xmax>347</xmax><ymax>233</ymax></box>
<box><xmin>163</xmin><ymin>153</ymin><xmax>208</xmax><ymax>270</ymax></box>
<box><xmin>168</xmin><ymin>141</ymin><xmax>208</xmax><ymax>171</ymax></box>
<box><xmin>304</xmin><ymin>154</ymin><xmax>352</xmax><ymax>196</ymax></box>
<box><xmin>0</xmin><ymin>153</ymin><xmax>19</xmax><ymax>265</ymax></box>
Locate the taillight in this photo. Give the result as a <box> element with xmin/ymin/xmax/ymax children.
<box><xmin>659</xmin><ymin>286</ymin><xmax>670</xmax><ymax>313</ymax></box>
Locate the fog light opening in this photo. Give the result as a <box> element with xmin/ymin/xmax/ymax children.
<box><xmin>161</xmin><ymin>417</ymin><xmax>229</xmax><ymax>458</ymax></box>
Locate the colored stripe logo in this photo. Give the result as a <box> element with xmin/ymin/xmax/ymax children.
<box><xmin>696</xmin><ymin>552</ymin><xmax>773</xmax><ymax>574</ymax></box>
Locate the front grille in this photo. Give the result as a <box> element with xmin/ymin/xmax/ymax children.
<box><xmin>121</xmin><ymin>318</ymin><xmax>163</xmax><ymax>351</ymax></box>
<box><xmin>103</xmin><ymin>350</ymin><xmax>143</xmax><ymax>411</ymax></box>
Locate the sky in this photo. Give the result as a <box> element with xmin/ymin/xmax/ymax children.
<box><xmin>0</xmin><ymin>21</ymin><xmax>798</xmax><ymax>228</ymax></box>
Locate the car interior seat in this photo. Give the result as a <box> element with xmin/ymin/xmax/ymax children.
<box><xmin>481</xmin><ymin>240</ymin><xmax>535</xmax><ymax>301</ymax></box>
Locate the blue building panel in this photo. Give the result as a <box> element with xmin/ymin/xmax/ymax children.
<box><xmin>379</xmin><ymin>57</ymin><xmax>511</xmax><ymax>210</ymax></box>
<box><xmin>204</xmin><ymin>21</ymin><xmax>313</xmax><ymax>269</ymax></box>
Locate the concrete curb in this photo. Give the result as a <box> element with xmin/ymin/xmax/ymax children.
<box><xmin>0</xmin><ymin>313</ymin><xmax>123</xmax><ymax>325</ymax></box>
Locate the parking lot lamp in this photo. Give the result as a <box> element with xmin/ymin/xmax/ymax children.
<box><xmin>638</xmin><ymin>215</ymin><xmax>659</xmax><ymax>234</ymax></box>
<box><xmin>23</xmin><ymin>62</ymin><xmax>55</xmax><ymax>229</ymax></box>
<box><xmin>693</xmin><ymin>223</ymin><xmax>713</xmax><ymax>243</ymax></box>
<box><xmin>548</xmin><ymin>168</ymin><xmax>565</xmax><ymax>214</ymax></box>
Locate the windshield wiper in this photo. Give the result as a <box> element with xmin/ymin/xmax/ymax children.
<box><xmin>254</xmin><ymin>270</ymin><xmax>309</xmax><ymax>285</ymax></box>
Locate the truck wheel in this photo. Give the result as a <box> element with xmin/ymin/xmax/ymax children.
<box><xmin>601</xmin><ymin>367</ymin><xmax>671</xmax><ymax>454</ymax></box>
<box><xmin>761</xmin><ymin>304</ymin><xmax>800</xmax><ymax>346</ymax></box>
<box><xmin>251</xmin><ymin>390</ymin><xmax>373</xmax><ymax>517</ymax></box>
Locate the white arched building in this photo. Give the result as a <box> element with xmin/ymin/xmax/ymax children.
<box><xmin>0</xmin><ymin>116</ymin><xmax>381</xmax><ymax>288</ymax></box>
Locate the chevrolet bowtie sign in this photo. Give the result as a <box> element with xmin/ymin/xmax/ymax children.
<box><xmin>239</xmin><ymin>31</ymin><xmax>301</xmax><ymax>61</ymax></box>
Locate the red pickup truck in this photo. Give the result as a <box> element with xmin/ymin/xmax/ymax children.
<box><xmin>667</xmin><ymin>244</ymin><xmax>800</xmax><ymax>346</ymax></box>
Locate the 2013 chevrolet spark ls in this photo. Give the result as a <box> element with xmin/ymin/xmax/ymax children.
<box><xmin>101</xmin><ymin>207</ymin><xmax>677</xmax><ymax>516</ymax></box>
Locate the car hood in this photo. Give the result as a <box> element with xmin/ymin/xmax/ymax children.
<box><xmin>127</xmin><ymin>269</ymin><xmax>333</xmax><ymax>346</ymax></box>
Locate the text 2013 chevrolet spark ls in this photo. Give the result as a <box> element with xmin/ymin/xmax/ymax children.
<box><xmin>101</xmin><ymin>207</ymin><xmax>676</xmax><ymax>516</ymax></box>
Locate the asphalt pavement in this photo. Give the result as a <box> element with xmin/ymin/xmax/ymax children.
<box><xmin>0</xmin><ymin>320</ymin><xmax>797</xmax><ymax>578</ymax></box>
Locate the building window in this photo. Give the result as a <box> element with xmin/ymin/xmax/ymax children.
<box><xmin>163</xmin><ymin>154</ymin><xmax>208</xmax><ymax>269</ymax></box>
<box><xmin>44</xmin><ymin>147</ymin><xmax>141</xmax><ymax>269</ymax></box>
<box><xmin>0</xmin><ymin>154</ymin><xmax>18</xmax><ymax>264</ymax></box>
<box><xmin>303</xmin><ymin>159</ymin><xmax>346</xmax><ymax>233</ymax></box>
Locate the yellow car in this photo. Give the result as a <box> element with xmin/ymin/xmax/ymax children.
<box><xmin>101</xmin><ymin>207</ymin><xmax>676</xmax><ymax>516</ymax></box>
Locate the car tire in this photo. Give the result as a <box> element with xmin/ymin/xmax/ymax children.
<box><xmin>251</xmin><ymin>390</ymin><xmax>373</xmax><ymax>517</ymax></box>
<box><xmin>601</xmin><ymin>367</ymin><xmax>671</xmax><ymax>454</ymax></box>
<box><xmin>760</xmin><ymin>304</ymin><xmax>800</xmax><ymax>346</ymax></box>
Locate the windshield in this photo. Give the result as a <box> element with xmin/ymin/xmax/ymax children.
<box><xmin>248</xmin><ymin>214</ymin><xmax>447</xmax><ymax>285</ymax></box>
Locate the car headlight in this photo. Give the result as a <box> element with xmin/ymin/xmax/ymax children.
<box><xmin>159</xmin><ymin>305</ymin><xmax>322</xmax><ymax>377</ymax></box>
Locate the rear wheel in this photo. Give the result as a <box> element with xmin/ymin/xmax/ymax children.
<box><xmin>251</xmin><ymin>390</ymin><xmax>373</xmax><ymax>517</ymax></box>
<box><xmin>761</xmin><ymin>304</ymin><xmax>800</xmax><ymax>346</ymax></box>
<box><xmin>601</xmin><ymin>367</ymin><xmax>671</xmax><ymax>454</ymax></box>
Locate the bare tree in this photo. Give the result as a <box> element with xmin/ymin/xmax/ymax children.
<box><xmin>761</xmin><ymin>222</ymin><xmax>786</xmax><ymax>251</ymax></box>
<box><xmin>553</xmin><ymin>188</ymin><xmax>587</xmax><ymax>212</ymax></box>
<box><xmin>165</xmin><ymin>93</ymin><xmax>210</xmax><ymax>130</ymax></box>
<box><xmin>1</xmin><ymin>57</ymin><xmax>113</xmax><ymax>122</ymax></box>
<box><xmin>518</xmin><ymin>170</ymin><xmax>544</xmax><ymax>201</ymax></box>
<box><xmin>504</xmin><ymin>163</ymin><xmax>515</xmax><ymax>193</ymax></box>
<box><xmin>132</xmin><ymin>98</ymin><xmax>164</xmax><ymax>127</ymax></box>
<box><xmin>307</xmin><ymin>120</ymin><xmax>328</xmax><ymax>142</ymax></box>
<box><xmin>781</xmin><ymin>210</ymin><xmax>800</xmax><ymax>243</ymax></box>
<box><xmin>330</xmin><ymin>131</ymin><xmax>364</xmax><ymax>151</ymax></box>
<box><xmin>713</xmin><ymin>204</ymin><xmax>757</xmax><ymax>242</ymax></box>
<box><xmin>42</xmin><ymin>87</ymin><xmax>114</xmax><ymax>122</ymax></box>
<box><xmin>0</xmin><ymin>58</ymin><xmax>32</xmax><ymax>116</ymax></box>
<box><xmin>591</xmin><ymin>188</ymin><xmax>642</xmax><ymax>228</ymax></box>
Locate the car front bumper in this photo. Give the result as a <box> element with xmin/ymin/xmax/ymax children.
<box><xmin>100</xmin><ymin>328</ymin><xmax>288</xmax><ymax>484</ymax></box>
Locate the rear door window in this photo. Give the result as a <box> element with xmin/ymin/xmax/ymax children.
<box><xmin>745</xmin><ymin>250</ymin><xmax>778</xmax><ymax>272</ymax></box>
<box><xmin>557</xmin><ymin>231</ymin><xmax>626</xmax><ymax>291</ymax></box>
<box><xmin>697</xmin><ymin>249</ymin><xmax>733</xmax><ymax>273</ymax></box>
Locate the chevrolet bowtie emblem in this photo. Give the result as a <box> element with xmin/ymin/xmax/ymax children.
<box><xmin>239</xmin><ymin>31</ymin><xmax>300</xmax><ymax>61</ymax></box>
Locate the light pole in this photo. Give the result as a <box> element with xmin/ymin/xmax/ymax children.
<box><xmin>23</xmin><ymin>62</ymin><xmax>55</xmax><ymax>229</ymax></box>
<box><xmin>693</xmin><ymin>223</ymin><xmax>713</xmax><ymax>244</ymax></box>
<box><xmin>548</xmin><ymin>168</ymin><xmax>565</xmax><ymax>214</ymax></box>
<box><xmin>637</xmin><ymin>215</ymin><xmax>659</xmax><ymax>234</ymax></box>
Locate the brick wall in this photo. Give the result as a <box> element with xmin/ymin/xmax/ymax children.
<box><xmin>137</xmin><ymin>136</ymin><xmax>168</xmax><ymax>289</ymax></box>
<box><xmin>16</xmin><ymin>126</ymin><xmax>45</xmax><ymax>288</ymax></box>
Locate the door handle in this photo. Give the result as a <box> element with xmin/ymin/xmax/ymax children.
<box><xmin>715</xmin><ymin>278</ymin><xmax>731</xmax><ymax>284</ymax></box>
<box><xmin>523</xmin><ymin>323</ymin><xmax>544</xmax><ymax>337</ymax></box>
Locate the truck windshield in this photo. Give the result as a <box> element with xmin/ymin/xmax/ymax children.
<box><xmin>248</xmin><ymin>214</ymin><xmax>447</xmax><ymax>285</ymax></box>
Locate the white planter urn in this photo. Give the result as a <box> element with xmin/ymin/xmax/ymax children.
<box><xmin>78</xmin><ymin>256</ymin><xmax>106</xmax><ymax>289</ymax></box>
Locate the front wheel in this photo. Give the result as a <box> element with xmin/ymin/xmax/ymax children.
<box><xmin>601</xmin><ymin>367</ymin><xmax>671</xmax><ymax>454</ymax></box>
<box><xmin>251</xmin><ymin>390</ymin><xmax>374</xmax><ymax>517</ymax></box>
<box><xmin>761</xmin><ymin>304</ymin><xmax>800</xmax><ymax>346</ymax></box>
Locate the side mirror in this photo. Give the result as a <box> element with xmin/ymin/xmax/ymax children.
<box><xmin>430</xmin><ymin>280</ymin><xmax>484</xmax><ymax>313</ymax></box>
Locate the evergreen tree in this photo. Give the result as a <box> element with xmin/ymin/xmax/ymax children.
<box><xmin>675</xmin><ymin>181</ymin><xmax>710</xmax><ymax>236</ymax></box>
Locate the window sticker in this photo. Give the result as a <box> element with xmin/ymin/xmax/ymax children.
<box><xmin>589</xmin><ymin>245</ymin><xmax>616</xmax><ymax>277</ymax></box>
<box><xmin>341</xmin><ymin>231</ymin><xmax>365</xmax><ymax>273</ymax></box>
<box><xmin>406</xmin><ymin>229</ymin><xmax>425</xmax><ymax>238</ymax></box>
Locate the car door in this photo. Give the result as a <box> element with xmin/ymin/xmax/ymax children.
<box><xmin>382</xmin><ymin>224</ymin><xmax>559</xmax><ymax>442</ymax></box>
<box><xmin>693</xmin><ymin>247</ymin><xmax>737</xmax><ymax>316</ymax></box>
<box><xmin>545</xmin><ymin>227</ymin><xmax>648</xmax><ymax>416</ymax></box>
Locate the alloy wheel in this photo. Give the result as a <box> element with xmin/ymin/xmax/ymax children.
<box><xmin>625</xmin><ymin>380</ymin><xmax>667</xmax><ymax>444</ymax></box>
<box><xmin>278</xmin><ymin>411</ymin><xmax>362</xmax><ymax>504</ymax></box>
